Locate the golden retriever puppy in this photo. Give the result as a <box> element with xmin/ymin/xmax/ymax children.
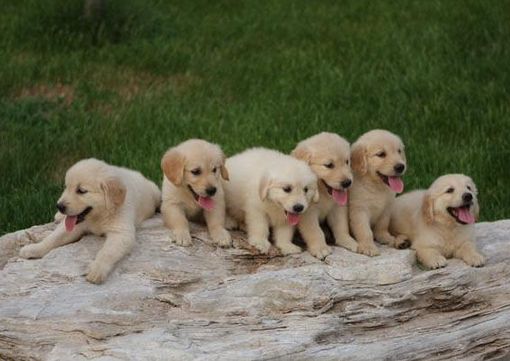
<box><xmin>349</xmin><ymin>129</ymin><xmax>408</xmax><ymax>256</ymax></box>
<box><xmin>291</xmin><ymin>132</ymin><xmax>357</xmax><ymax>258</ymax></box>
<box><xmin>390</xmin><ymin>174</ymin><xmax>484</xmax><ymax>269</ymax></box>
<box><xmin>161</xmin><ymin>139</ymin><xmax>231</xmax><ymax>247</ymax></box>
<box><xmin>223</xmin><ymin>148</ymin><xmax>319</xmax><ymax>255</ymax></box>
<box><xmin>19</xmin><ymin>158</ymin><xmax>161</xmax><ymax>284</ymax></box>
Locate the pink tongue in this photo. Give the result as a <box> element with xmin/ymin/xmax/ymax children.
<box><xmin>65</xmin><ymin>215</ymin><xmax>77</xmax><ymax>232</ymax></box>
<box><xmin>332</xmin><ymin>189</ymin><xmax>348</xmax><ymax>206</ymax></box>
<box><xmin>457</xmin><ymin>207</ymin><xmax>475</xmax><ymax>224</ymax></box>
<box><xmin>198</xmin><ymin>196</ymin><xmax>215</xmax><ymax>211</ymax></box>
<box><xmin>388</xmin><ymin>176</ymin><xmax>404</xmax><ymax>193</ymax></box>
<box><xmin>286</xmin><ymin>212</ymin><xmax>301</xmax><ymax>226</ymax></box>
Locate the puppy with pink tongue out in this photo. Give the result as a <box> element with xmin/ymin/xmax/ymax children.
<box><xmin>161</xmin><ymin>139</ymin><xmax>232</xmax><ymax>247</ymax></box>
<box><xmin>291</xmin><ymin>132</ymin><xmax>358</xmax><ymax>259</ymax></box>
<box><xmin>349</xmin><ymin>129</ymin><xmax>409</xmax><ymax>256</ymax></box>
<box><xmin>223</xmin><ymin>148</ymin><xmax>319</xmax><ymax>255</ymax></box>
<box><xmin>389</xmin><ymin>174</ymin><xmax>484</xmax><ymax>269</ymax></box>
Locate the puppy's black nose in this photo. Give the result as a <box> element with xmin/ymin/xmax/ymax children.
<box><xmin>206</xmin><ymin>186</ymin><xmax>217</xmax><ymax>197</ymax></box>
<box><xmin>341</xmin><ymin>179</ymin><xmax>352</xmax><ymax>189</ymax></box>
<box><xmin>462</xmin><ymin>193</ymin><xmax>473</xmax><ymax>203</ymax></box>
<box><xmin>293</xmin><ymin>204</ymin><xmax>304</xmax><ymax>213</ymax></box>
<box><xmin>56</xmin><ymin>202</ymin><xmax>66</xmax><ymax>213</ymax></box>
<box><xmin>394</xmin><ymin>163</ymin><xmax>405</xmax><ymax>174</ymax></box>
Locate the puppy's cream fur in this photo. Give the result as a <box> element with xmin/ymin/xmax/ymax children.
<box><xmin>349</xmin><ymin>129</ymin><xmax>408</xmax><ymax>256</ymax></box>
<box><xmin>161</xmin><ymin>139</ymin><xmax>231</xmax><ymax>247</ymax></box>
<box><xmin>19</xmin><ymin>158</ymin><xmax>161</xmax><ymax>284</ymax></box>
<box><xmin>390</xmin><ymin>174</ymin><xmax>484</xmax><ymax>269</ymax></box>
<box><xmin>223</xmin><ymin>148</ymin><xmax>319</xmax><ymax>255</ymax></box>
<box><xmin>292</xmin><ymin>132</ymin><xmax>357</xmax><ymax>259</ymax></box>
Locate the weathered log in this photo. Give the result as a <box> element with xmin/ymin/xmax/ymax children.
<box><xmin>1</xmin><ymin>217</ymin><xmax>509</xmax><ymax>360</ymax></box>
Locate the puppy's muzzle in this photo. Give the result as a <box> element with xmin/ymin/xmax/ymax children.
<box><xmin>393</xmin><ymin>163</ymin><xmax>405</xmax><ymax>175</ymax></box>
<box><xmin>292</xmin><ymin>203</ymin><xmax>304</xmax><ymax>213</ymax></box>
<box><xmin>206</xmin><ymin>186</ymin><xmax>217</xmax><ymax>197</ymax></box>
<box><xmin>462</xmin><ymin>192</ymin><xmax>473</xmax><ymax>204</ymax></box>
<box><xmin>56</xmin><ymin>202</ymin><xmax>67</xmax><ymax>213</ymax></box>
<box><xmin>341</xmin><ymin>179</ymin><xmax>352</xmax><ymax>189</ymax></box>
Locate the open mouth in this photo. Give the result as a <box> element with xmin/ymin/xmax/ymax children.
<box><xmin>284</xmin><ymin>210</ymin><xmax>301</xmax><ymax>226</ymax></box>
<box><xmin>322</xmin><ymin>180</ymin><xmax>348</xmax><ymax>206</ymax></box>
<box><xmin>64</xmin><ymin>206</ymin><xmax>92</xmax><ymax>232</ymax></box>
<box><xmin>447</xmin><ymin>204</ymin><xmax>475</xmax><ymax>225</ymax></box>
<box><xmin>188</xmin><ymin>185</ymin><xmax>215</xmax><ymax>211</ymax></box>
<box><xmin>377</xmin><ymin>172</ymin><xmax>404</xmax><ymax>193</ymax></box>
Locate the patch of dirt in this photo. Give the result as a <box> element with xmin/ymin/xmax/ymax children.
<box><xmin>15</xmin><ymin>83</ymin><xmax>75</xmax><ymax>106</ymax></box>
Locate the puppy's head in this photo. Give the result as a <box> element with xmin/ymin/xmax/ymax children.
<box><xmin>57</xmin><ymin>158</ymin><xmax>126</xmax><ymax>232</ymax></box>
<box><xmin>292</xmin><ymin>132</ymin><xmax>352</xmax><ymax>206</ymax></box>
<box><xmin>351</xmin><ymin>129</ymin><xmax>406</xmax><ymax>193</ymax></box>
<box><xmin>161</xmin><ymin>139</ymin><xmax>228</xmax><ymax>211</ymax></box>
<box><xmin>259</xmin><ymin>159</ymin><xmax>318</xmax><ymax>226</ymax></box>
<box><xmin>422</xmin><ymin>174</ymin><xmax>479</xmax><ymax>226</ymax></box>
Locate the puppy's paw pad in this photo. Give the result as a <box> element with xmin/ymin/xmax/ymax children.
<box><xmin>309</xmin><ymin>245</ymin><xmax>332</xmax><ymax>260</ymax></box>
<box><xmin>464</xmin><ymin>253</ymin><xmax>485</xmax><ymax>267</ymax></box>
<box><xmin>212</xmin><ymin>229</ymin><xmax>232</xmax><ymax>248</ymax></box>
<box><xmin>171</xmin><ymin>231</ymin><xmax>192</xmax><ymax>247</ymax></box>
<box><xmin>278</xmin><ymin>243</ymin><xmax>302</xmax><ymax>256</ymax></box>
<box><xmin>357</xmin><ymin>243</ymin><xmax>380</xmax><ymax>257</ymax></box>
<box><xmin>19</xmin><ymin>244</ymin><xmax>44</xmax><ymax>259</ymax></box>
<box><xmin>249</xmin><ymin>239</ymin><xmax>272</xmax><ymax>254</ymax></box>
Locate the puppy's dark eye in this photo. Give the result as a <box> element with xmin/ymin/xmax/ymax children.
<box><xmin>446</xmin><ymin>187</ymin><xmax>454</xmax><ymax>193</ymax></box>
<box><xmin>283</xmin><ymin>186</ymin><xmax>292</xmax><ymax>193</ymax></box>
<box><xmin>191</xmin><ymin>168</ymin><xmax>202</xmax><ymax>176</ymax></box>
<box><xmin>304</xmin><ymin>187</ymin><xmax>308</xmax><ymax>193</ymax></box>
<box><xmin>467</xmin><ymin>186</ymin><xmax>472</xmax><ymax>191</ymax></box>
<box><xmin>398</xmin><ymin>149</ymin><xmax>402</xmax><ymax>154</ymax></box>
<box><xmin>345</xmin><ymin>160</ymin><xmax>349</xmax><ymax>165</ymax></box>
<box><xmin>376</xmin><ymin>151</ymin><xmax>386</xmax><ymax>158</ymax></box>
<box><xmin>212</xmin><ymin>167</ymin><xmax>217</xmax><ymax>173</ymax></box>
<box><xmin>76</xmin><ymin>187</ymin><xmax>87</xmax><ymax>195</ymax></box>
<box><xmin>324</xmin><ymin>162</ymin><xmax>334</xmax><ymax>169</ymax></box>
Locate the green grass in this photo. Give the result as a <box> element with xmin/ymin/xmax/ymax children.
<box><xmin>1</xmin><ymin>0</ymin><xmax>509</xmax><ymax>234</ymax></box>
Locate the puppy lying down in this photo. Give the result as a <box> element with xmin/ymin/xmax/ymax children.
<box><xmin>389</xmin><ymin>174</ymin><xmax>484</xmax><ymax>269</ymax></box>
<box><xmin>19</xmin><ymin>158</ymin><xmax>161</xmax><ymax>284</ymax></box>
<box><xmin>223</xmin><ymin>148</ymin><xmax>319</xmax><ymax>255</ymax></box>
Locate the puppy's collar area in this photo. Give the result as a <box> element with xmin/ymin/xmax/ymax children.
<box><xmin>447</xmin><ymin>203</ymin><xmax>475</xmax><ymax>225</ymax></box>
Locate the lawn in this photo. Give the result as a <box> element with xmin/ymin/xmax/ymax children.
<box><xmin>1</xmin><ymin>0</ymin><xmax>509</xmax><ymax>234</ymax></box>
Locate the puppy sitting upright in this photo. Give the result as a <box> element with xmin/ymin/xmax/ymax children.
<box><xmin>161</xmin><ymin>139</ymin><xmax>231</xmax><ymax>247</ymax></box>
<box><xmin>19</xmin><ymin>158</ymin><xmax>161</xmax><ymax>284</ymax></box>
<box><xmin>390</xmin><ymin>174</ymin><xmax>484</xmax><ymax>269</ymax></box>
<box><xmin>223</xmin><ymin>148</ymin><xmax>319</xmax><ymax>255</ymax></box>
<box><xmin>291</xmin><ymin>132</ymin><xmax>357</xmax><ymax>258</ymax></box>
<box><xmin>349</xmin><ymin>129</ymin><xmax>408</xmax><ymax>256</ymax></box>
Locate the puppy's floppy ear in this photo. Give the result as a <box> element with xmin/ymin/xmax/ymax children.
<box><xmin>350</xmin><ymin>141</ymin><xmax>367</xmax><ymax>175</ymax></box>
<box><xmin>422</xmin><ymin>190</ymin><xmax>435</xmax><ymax>224</ymax></box>
<box><xmin>161</xmin><ymin>148</ymin><xmax>185</xmax><ymax>185</ymax></box>
<box><xmin>101</xmin><ymin>177</ymin><xmax>126</xmax><ymax>210</ymax></box>
<box><xmin>291</xmin><ymin>144</ymin><xmax>312</xmax><ymax>164</ymax></box>
<box><xmin>219</xmin><ymin>150</ymin><xmax>229</xmax><ymax>181</ymax></box>
<box><xmin>258</xmin><ymin>172</ymin><xmax>273</xmax><ymax>201</ymax></box>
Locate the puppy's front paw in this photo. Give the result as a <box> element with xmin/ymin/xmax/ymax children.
<box><xmin>171</xmin><ymin>230</ymin><xmax>192</xmax><ymax>246</ymax></box>
<box><xmin>249</xmin><ymin>238</ymin><xmax>272</xmax><ymax>254</ymax></box>
<box><xmin>394</xmin><ymin>235</ymin><xmax>411</xmax><ymax>249</ymax></box>
<box><xmin>335</xmin><ymin>236</ymin><xmax>358</xmax><ymax>252</ymax></box>
<box><xmin>86</xmin><ymin>262</ymin><xmax>109</xmax><ymax>284</ymax></box>
<box><xmin>211</xmin><ymin>228</ymin><xmax>232</xmax><ymax>248</ymax></box>
<box><xmin>422</xmin><ymin>255</ymin><xmax>447</xmax><ymax>270</ymax></box>
<box><xmin>462</xmin><ymin>252</ymin><xmax>485</xmax><ymax>267</ymax></box>
<box><xmin>19</xmin><ymin>244</ymin><xmax>45</xmax><ymax>259</ymax></box>
<box><xmin>278</xmin><ymin>242</ymin><xmax>302</xmax><ymax>256</ymax></box>
<box><xmin>357</xmin><ymin>242</ymin><xmax>380</xmax><ymax>257</ymax></box>
<box><xmin>308</xmin><ymin>244</ymin><xmax>332</xmax><ymax>260</ymax></box>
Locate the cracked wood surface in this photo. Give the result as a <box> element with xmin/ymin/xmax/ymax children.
<box><xmin>1</xmin><ymin>217</ymin><xmax>510</xmax><ymax>360</ymax></box>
